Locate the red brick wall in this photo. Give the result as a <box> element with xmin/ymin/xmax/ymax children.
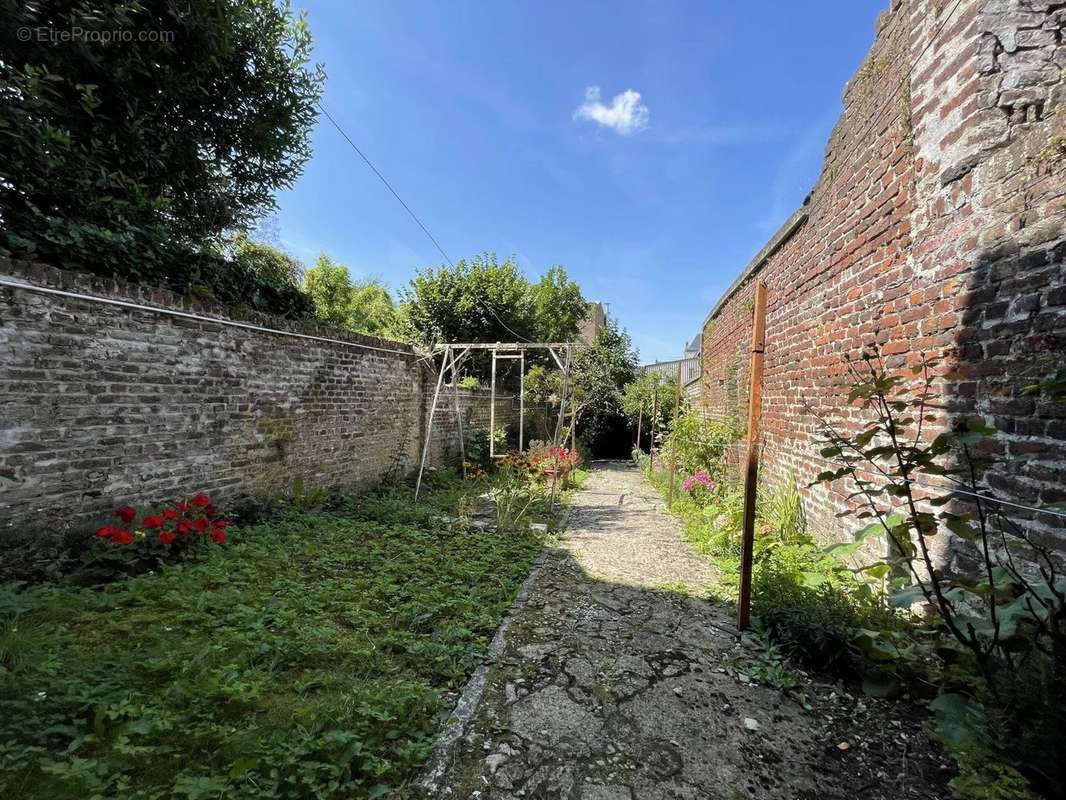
<box><xmin>697</xmin><ymin>0</ymin><xmax>1066</xmax><ymax>565</ymax></box>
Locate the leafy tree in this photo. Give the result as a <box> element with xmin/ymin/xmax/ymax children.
<box><xmin>570</xmin><ymin>319</ymin><xmax>639</xmax><ymax>455</ymax></box>
<box><xmin>622</xmin><ymin>372</ymin><xmax>680</xmax><ymax>437</ymax></box>
<box><xmin>303</xmin><ymin>254</ymin><xmax>400</xmax><ymax>337</ymax></box>
<box><xmin>398</xmin><ymin>253</ymin><xmax>588</xmax><ymax>349</ymax></box>
<box><xmin>0</xmin><ymin>0</ymin><xmax>325</xmax><ymax>313</ymax></box>
<box><xmin>531</xmin><ymin>266</ymin><xmax>588</xmax><ymax>344</ymax></box>
<box><xmin>209</xmin><ymin>232</ymin><xmax>313</xmax><ymax>317</ymax></box>
<box><xmin>347</xmin><ymin>279</ymin><xmax>398</xmax><ymax>338</ymax></box>
<box><xmin>399</xmin><ymin>253</ymin><xmax>537</xmax><ymax>347</ymax></box>
<box><xmin>229</xmin><ymin>233</ymin><xmax>305</xmax><ymax>287</ymax></box>
<box><xmin>304</xmin><ymin>255</ymin><xmax>354</xmax><ymax>328</ymax></box>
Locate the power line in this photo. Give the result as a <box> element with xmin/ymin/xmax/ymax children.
<box><xmin>317</xmin><ymin>103</ymin><xmax>454</xmax><ymax>269</ymax></box>
<box><xmin>317</xmin><ymin>101</ymin><xmax>532</xmax><ymax>343</ymax></box>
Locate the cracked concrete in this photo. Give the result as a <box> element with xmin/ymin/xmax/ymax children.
<box><xmin>421</xmin><ymin>462</ymin><xmax>950</xmax><ymax>800</ymax></box>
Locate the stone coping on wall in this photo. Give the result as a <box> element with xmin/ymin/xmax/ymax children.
<box><xmin>0</xmin><ymin>257</ymin><xmax>420</xmax><ymax>358</ymax></box>
<box><xmin>699</xmin><ymin>203</ymin><xmax>809</xmax><ymax>332</ymax></box>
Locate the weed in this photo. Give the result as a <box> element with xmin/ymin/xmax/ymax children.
<box><xmin>0</xmin><ymin>477</ymin><xmax>553</xmax><ymax>799</ymax></box>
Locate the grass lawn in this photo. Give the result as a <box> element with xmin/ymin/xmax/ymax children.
<box><xmin>0</xmin><ymin>477</ymin><xmax>555</xmax><ymax>799</ymax></box>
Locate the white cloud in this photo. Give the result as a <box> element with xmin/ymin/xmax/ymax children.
<box><xmin>573</xmin><ymin>86</ymin><xmax>649</xmax><ymax>135</ymax></box>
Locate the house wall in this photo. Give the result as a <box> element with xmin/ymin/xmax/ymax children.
<box><xmin>697</xmin><ymin>0</ymin><xmax>1066</xmax><ymax>565</ymax></box>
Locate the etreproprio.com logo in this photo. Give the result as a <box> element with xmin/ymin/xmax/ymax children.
<box><xmin>17</xmin><ymin>26</ymin><xmax>176</xmax><ymax>44</ymax></box>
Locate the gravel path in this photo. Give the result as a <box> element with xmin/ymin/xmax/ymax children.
<box><xmin>421</xmin><ymin>461</ymin><xmax>950</xmax><ymax>800</ymax></box>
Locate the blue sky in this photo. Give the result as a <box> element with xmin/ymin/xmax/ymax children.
<box><xmin>274</xmin><ymin>1</ymin><xmax>886</xmax><ymax>362</ymax></box>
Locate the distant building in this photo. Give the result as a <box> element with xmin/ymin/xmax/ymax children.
<box><xmin>642</xmin><ymin>355</ymin><xmax>699</xmax><ymax>385</ymax></box>
<box><xmin>578</xmin><ymin>301</ymin><xmax>606</xmax><ymax>344</ymax></box>
<box><xmin>641</xmin><ymin>333</ymin><xmax>702</xmax><ymax>407</ymax></box>
<box><xmin>641</xmin><ymin>333</ymin><xmax>701</xmax><ymax>385</ymax></box>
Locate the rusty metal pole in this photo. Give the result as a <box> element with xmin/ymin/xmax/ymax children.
<box><xmin>667</xmin><ymin>361</ymin><xmax>683</xmax><ymax>509</ymax></box>
<box><xmin>737</xmin><ymin>281</ymin><xmax>768</xmax><ymax>631</ymax></box>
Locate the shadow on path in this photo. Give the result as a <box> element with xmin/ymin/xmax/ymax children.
<box><xmin>420</xmin><ymin>461</ymin><xmax>950</xmax><ymax>800</ymax></box>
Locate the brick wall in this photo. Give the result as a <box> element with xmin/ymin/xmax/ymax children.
<box><xmin>697</xmin><ymin>0</ymin><xmax>1066</xmax><ymax>566</ymax></box>
<box><xmin>0</xmin><ymin>259</ymin><xmax>507</xmax><ymax>538</ymax></box>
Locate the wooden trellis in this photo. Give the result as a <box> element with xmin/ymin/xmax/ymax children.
<box><xmin>413</xmin><ymin>342</ymin><xmax>574</xmax><ymax>506</ymax></box>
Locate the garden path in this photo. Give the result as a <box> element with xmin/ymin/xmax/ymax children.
<box><xmin>421</xmin><ymin>461</ymin><xmax>950</xmax><ymax>800</ymax></box>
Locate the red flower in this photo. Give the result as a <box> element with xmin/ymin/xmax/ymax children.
<box><xmin>96</xmin><ymin>525</ymin><xmax>117</xmax><ymax>539</ymax></box>
<box><xmin>190</xmin><ymin>493</ymin><xmax>211</xmax><ymax>508</ymax></box>
<box><xmin>191</xmin><ymin>517</ymin><xmax>209</xmax><ymax>532</ymax></box>
<box><xmin>176</xmin><ymin>520</ymin><xmax>192</xmax><ymax>536</ymax></box>
<box><xmin>175</xmin><ymin>501</ymin><xmax>189</xmax><ymax>512</ymax></box>
<box><xmin>210</xmin><ymin>529</ymin><xmax>226</xmax><ymax>544</ymax></box>
<box><xmin>159</xmin><ymin>531</ymin><xmax>176</xmax><ymax>546</ymax></box>
<box><xmin>212</xmin><ymin>519</ymin><xmax>230</xmax><ymax>530</ymax></box>
<box><xmin>204</xmin><ymin>504</ymin><xmax>218</xmax><ymax>517</ymax></box>
<box><xmin>162</xmin><ymin>508</ymin><xmax>178</xmax><ymax>520</ymax></box>
<box><xmin>142</xmin><ymin>515</ymin><xmax>164</xmax><ymax>529</ymax></box>
<box><xmin>116</xmin><ymin>505</ymin><xmax>136</xmax><ymax>524</ymax></box>
<box><xmin>112</xmin><ymin>530</ymin><xmax>134</xmax><ymax>545</ymax></box>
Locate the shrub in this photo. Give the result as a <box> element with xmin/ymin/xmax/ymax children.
<box><xmin>660</xmin><ymin>411</ymin><xmax>742</xmax><ymax>479</ymax></box>
<box><xmin>80</xmin><ymin>494</ymin><xmax>229</xmax><ymax>582</ymax></box>
<box><xmin>529</xmin><ymin>444</ymin><xmax>580</xmax><ymax>485</ymax></box>
<box><xmin>458</xmin><ymin>376</ymin><xmax>481</xmax><ymax>390</ymax></box>
<box><xmin>1</xmin><ymin>0</ymin><xmax>325</xmax><ymax>314</ymax></box>
<box><xmin>810</xmin><ymin>347</ymin><xmax>1066</xmax><ymax>797</ymax></box>
<box><xmin>751</xmin><ymin>542</ymin><xmax>904</xmax><ymax>678</ymax></box>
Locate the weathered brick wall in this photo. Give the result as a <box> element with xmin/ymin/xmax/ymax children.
<box><xmin>0</xmin><ymin>259</ymin><xmax>496</xmax><ymax>537</ymax></box>
<box><xmin>427</xmin><ymin>388</ymin><xmax>520</xmax><ymax>465</ymax></box>
<box><xmin>697</xmin><ymin>0</ymin><xmax>1066</xmax><ymax>564</ymax></box>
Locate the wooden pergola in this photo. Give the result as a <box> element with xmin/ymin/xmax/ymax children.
<box><xmin>413</xmin><ymin>342</ymin><xmax>575</xmax><ymax>507</ymax></box>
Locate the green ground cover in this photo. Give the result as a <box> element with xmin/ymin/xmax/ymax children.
<box><xmin>0</xmin><ymin>476</ymin><xmax>563</xmax><ymax>799</ymax></box>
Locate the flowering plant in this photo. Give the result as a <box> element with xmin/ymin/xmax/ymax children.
<box><xmin>682</xmin><ymin>470</ymin><xmax>717</xmax><ymax>504</ymax></box>
<box><xmin>96</xmin><ymin>493</ymin><xmax>230</xmax><ymax>551</ymax></box>
<box><xmin>462</xmin><ymin>460</ymin><xmax>487</xmax><ymax>481</ymax></box>
<box><xmin>498</xmin><ymin>451</ymin><xmax>534</xmax><ymax>480</ymax></box>
<box><xmin>529</xmin><ymin>445</ymin><xmax>581</xmax><ymax>485</ymax></box>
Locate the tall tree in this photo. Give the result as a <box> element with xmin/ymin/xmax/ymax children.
<box><xmin>398</xmin><ymin>253</ymin><xmax>536</xmax><ymax>347</ymax></box>
<box><xmin>303</xmin><ymin>254</ymin><xmax>400</xmax><ymax>337</ymax></box>
<box><xmin>398</xmin><ymin>253</ymin><xmax>588</xmax><ymax>348</ymax></box>
<box><xmin>532</xmin><ymin>266</ymin><xmax>588</xmax><ymax>343</ymax></box>
<box><xmin>570</xmin><ymin>319</ymin><xmax>640</xmax><ymax>455</ymax></box>
<box><xmin>303</xmin><ymin>255</ymin><xmax>354</xmax><ymax>328</ymax></box>
<box><xmin>0</xmin><ymin>0</ymin><xmax>325</xmax><ymax>313</ymax></box>
<box><xmin>348</xmin><ymin>279</ymin><xmax>399</xmax><ymax>338</ymax></box>
<box><xmin>229</xmin><ymin>233</ymin><xmax>305</xmax><ymax>288</ymax></box>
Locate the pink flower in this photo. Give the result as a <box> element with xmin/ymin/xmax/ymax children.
<box><xmin>682</xmin><ymin>471</ymin><xmax>716</xmax><ymax>493</ymax></box>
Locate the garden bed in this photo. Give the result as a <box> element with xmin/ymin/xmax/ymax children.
<box><xmin>0</xmin><ymin>476</ymin><xmax>567</xmax><ymax>799</ymax></box>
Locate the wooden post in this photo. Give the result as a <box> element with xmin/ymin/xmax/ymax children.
<box><xmin>649</xmin><ymin>380</ymin><xmax>658</xmax><ymax>470</ymax></box>
<box><xmin>667</xmin><ymin>361</ymin><xmax>683</xmax><ymax>509</ymax></box>
<box><xmin>414</xmin><ymin>346</ymin><xmax>450</xmax><ymax>500</ymax></box>
<box><xmin>489</xmin><ymin>349</ymin><xmax>497</xmax><ymax>458</ymax></box>
<box><xmin>737</xmin><ymin>281</ymin><xmax>767</xmax><ymax>631</ymax></box>
<box><xmin>636</xmin><ymin>402</ymin><xmax>644</xmax><ymax>452</ymax></box>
